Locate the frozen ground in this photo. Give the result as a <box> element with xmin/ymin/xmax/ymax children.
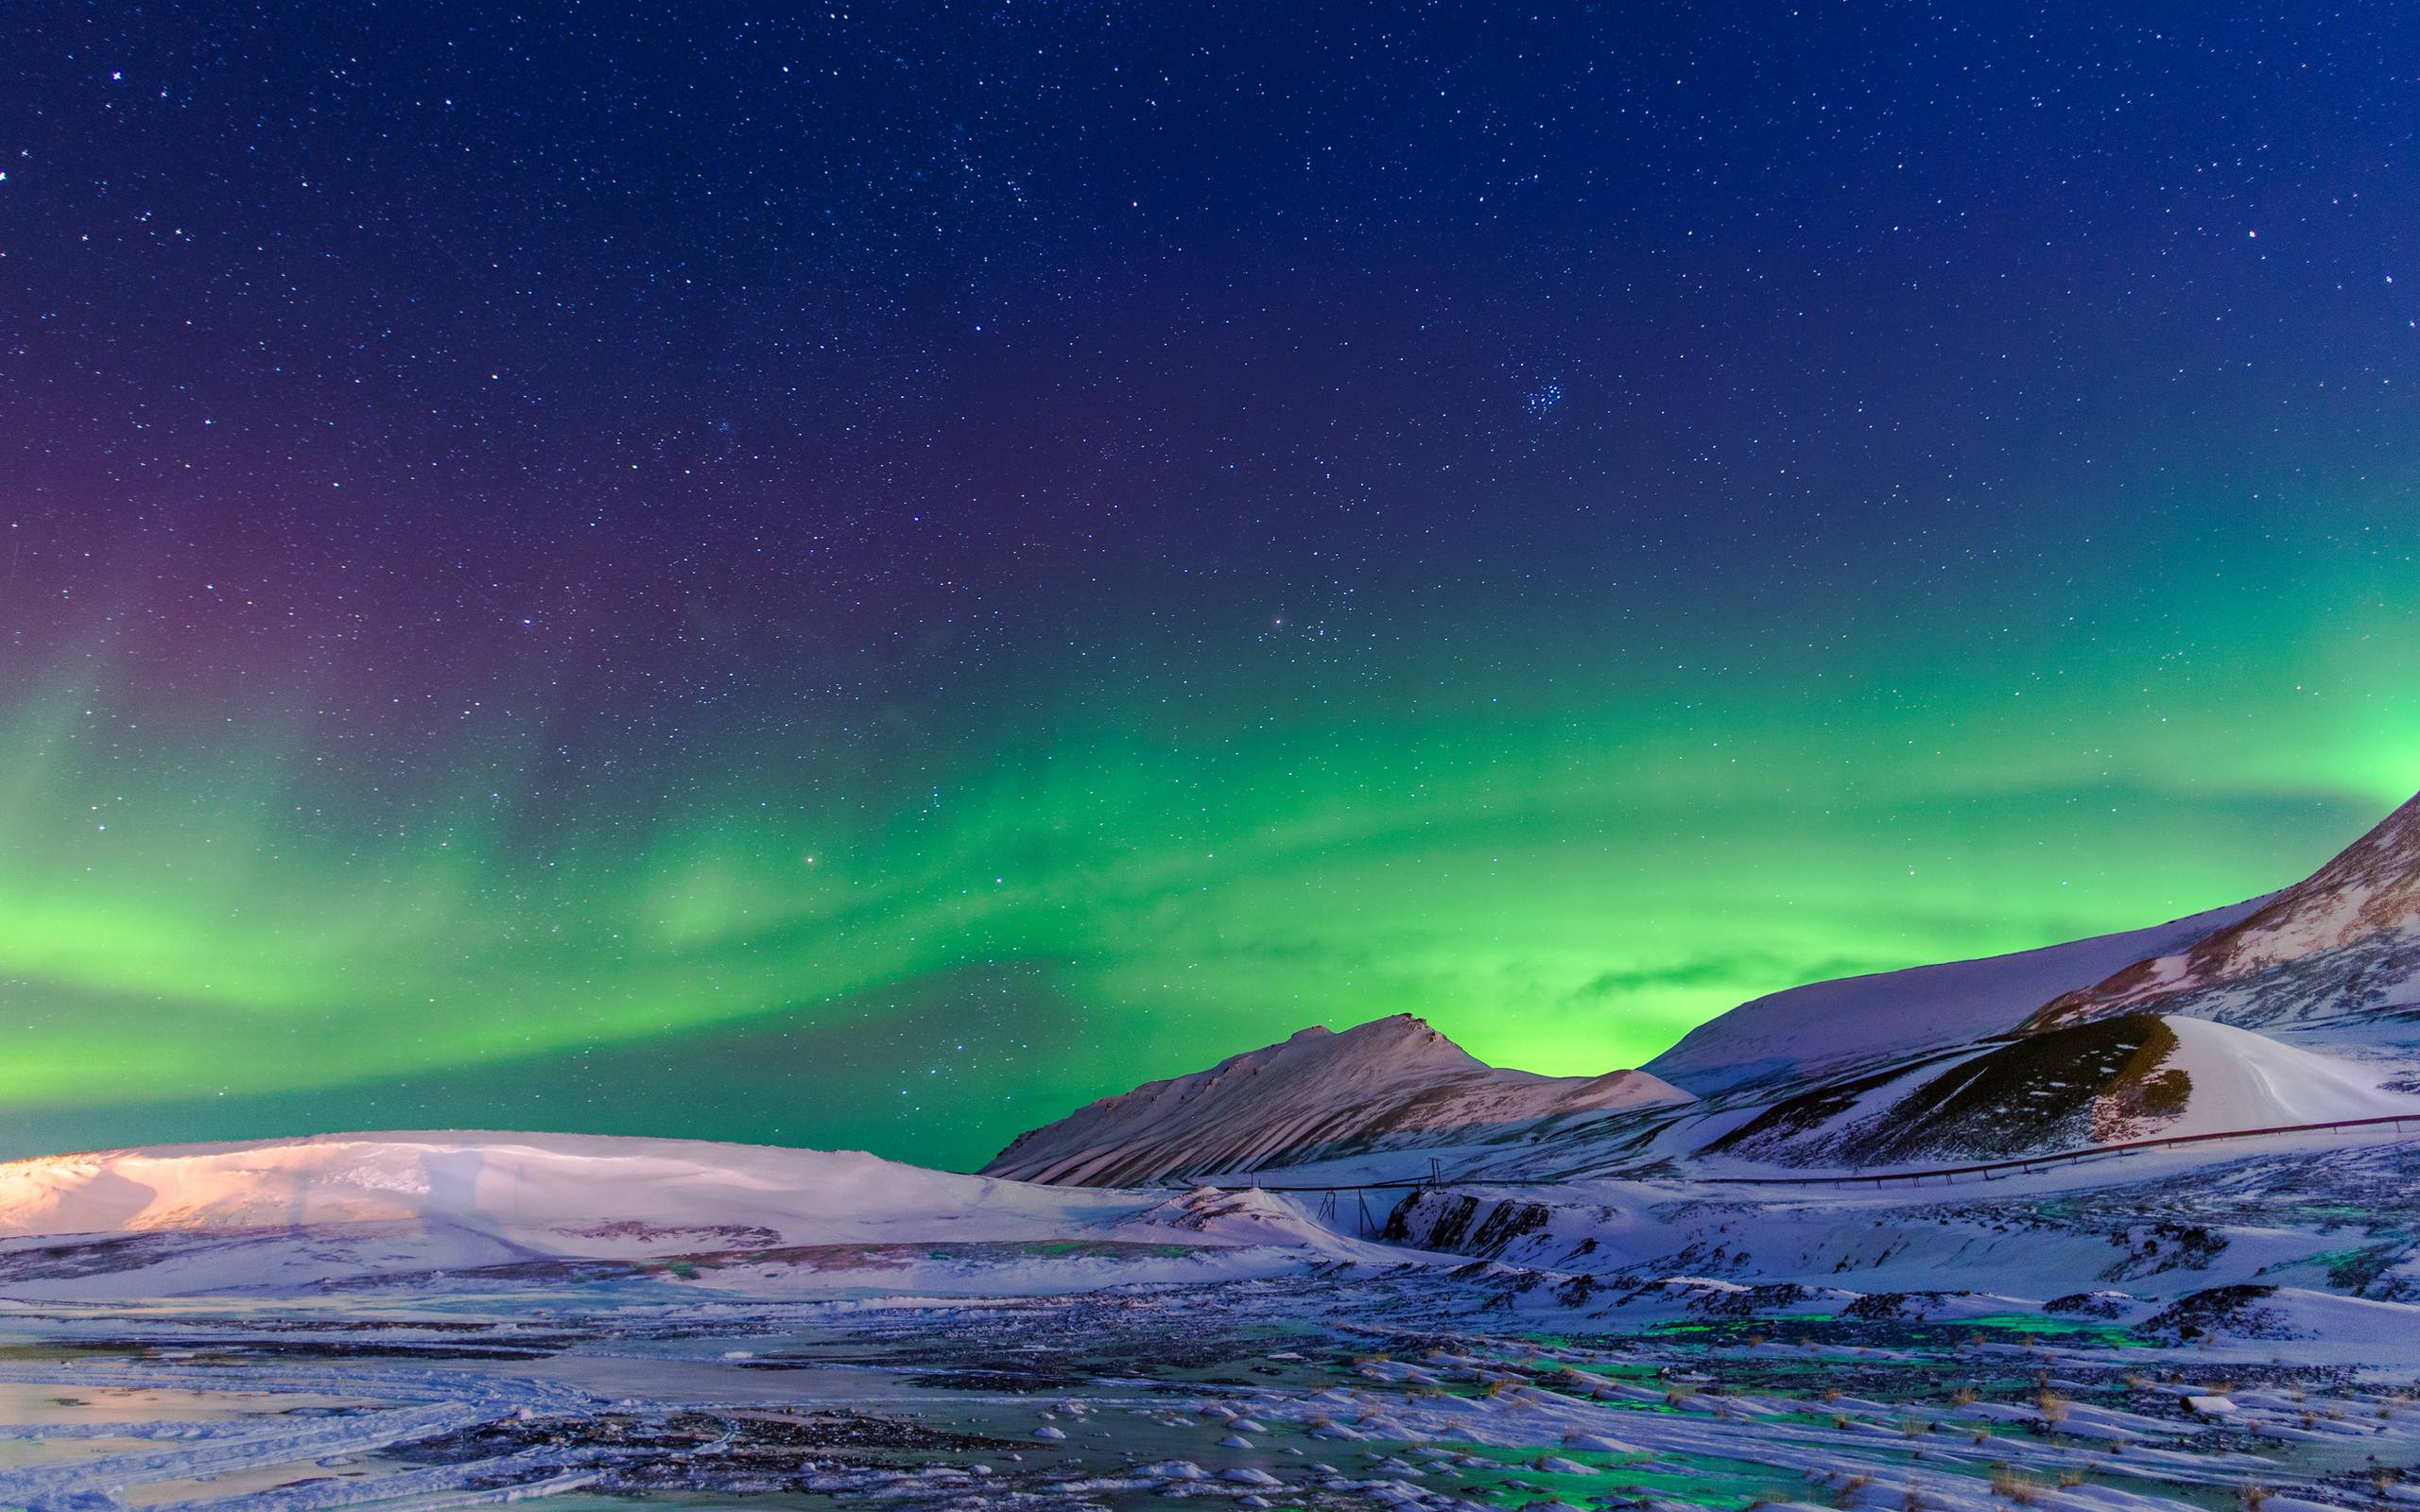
<box><xmin>3</xmin><ymin>1135</ymin><xmax>2417</xmax><ymax>1511</ymax></box>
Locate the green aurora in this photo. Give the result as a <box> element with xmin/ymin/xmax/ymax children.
<box><xmin>5</xmin><ymin>511</ymin><xmax>2414</xmax><ymax>1170</ymax></box>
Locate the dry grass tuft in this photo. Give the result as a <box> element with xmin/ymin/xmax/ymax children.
<box><xmin>1989</xmin><ymin>1464</ymin><xmax>2041</xmax><ymax>1504</ymax></box>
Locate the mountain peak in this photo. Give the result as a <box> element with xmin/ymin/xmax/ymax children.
<box><xmin>982</xmin><ymin>1018</ymin><xmax>1685</xmax><ymax>1186</ymax></box>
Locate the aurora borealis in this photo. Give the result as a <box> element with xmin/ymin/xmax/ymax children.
<box><xmin>8</xmin><ymin>3</ymin><xmax>2418</xmax><ymax>1170</ymax></box>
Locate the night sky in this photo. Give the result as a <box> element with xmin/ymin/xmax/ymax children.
<box><xmin>7</xmin><ymin>2</ymin><xmax>2416</xmax><ymax>1170</ymax></box>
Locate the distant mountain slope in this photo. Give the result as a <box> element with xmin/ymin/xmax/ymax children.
<box><xmin>981</xmin><ymin>1014</ymin><xmax>1690</xmax><ymax>1187</ymax></box>
<box><xmin>1644</xmin><ymin>897</ymin><xmax>2269</xmax><ymax>1094</ymax></box>
<box><xmin>0</xmin><ymin>1132</ymin><xmax>1415</xmax><ymax>1302</ymax></box>
<box><xmin>0</xmin><ymin>1131</ymin><xmax>1136</xmax><ymax>1245</ymax></box>
<box><xmin>1707</xmin><ymin>1014</ymin><xmax>2420</xmax><ymax>1168</ymax></box>
<box><xmin>2031</xmin><ymin>792</ymin><xmax>2420</xmax><ymax>1033</ymax></box>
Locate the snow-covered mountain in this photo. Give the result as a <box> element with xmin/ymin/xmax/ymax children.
<box><xmin>1706</xmin><ymin>1013</ymin><xmax>2420</xmax><ymax>1168</ymax></box>
<box><xmin>2031</xmin><ymin>791</ymin><xmax>2420</xmax><ymax>1033</ymax></box>
<box><xmin>1643</xmin><ymin>896</ymin><xmax>2270</xmax><ymax>1094</ymax></box>
<box><xmin>981</xmin><ymin>1014</ymin><xmax>1690</xmax><ymax>1187</ymax></box>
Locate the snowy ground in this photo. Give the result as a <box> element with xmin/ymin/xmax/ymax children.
<box><xmin>3</xmin><ymin>1134</ymin><xmax>2417</xmax><ymax>1511</ymax></box>
<box><xmin>2</xmin><ymin>1269</ymin><xmax>2414</xmax><ymax>1512</ymax></box>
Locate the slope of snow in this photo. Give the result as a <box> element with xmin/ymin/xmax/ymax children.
<box><xmin>982</xmin><ymin>1014</ymin><xmax>1690</xmax><ymax>1187</ymax></box>
<box><xmin>0</xmin><ymin>1131</ymin><xmax>1443</xmax><ymax>1302</ymax></box>
<box><xmin>2031</xmin><ymin>790</ymin><xmax>2420</xmax><ymax>1031</ymax></box>
<box><xmin>1644</xmin><ymin>897</ymin><xmax>2271</xmax><ymax>1094</ymax></box>
<box><xmin>2152</xmin><ymin>1015</ymin><xmax>2420</xmax><ymax>1136</ymax></box>
<box><xmin>0</xmin><ymin>1130</ymin><xmax>1146</xmax><ymax>1246</ymax></box>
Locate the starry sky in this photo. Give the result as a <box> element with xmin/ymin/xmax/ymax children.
<box><xmin>6</xmin><ymin>1</ymin><xmax>2417</xmax><ymax>1170</ymax></box>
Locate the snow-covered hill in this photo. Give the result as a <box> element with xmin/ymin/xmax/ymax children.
<box><xmin>981</xmin><ymin>1014</ymin><xmax>1690</xmax><ymax>1186</ymax></box>
<box><xmin>1644</xmin><ymin>897</ymin><xmax>2268</xmax><ymax>1095</ymax></box>
<box><xmin>0</xmin><ymin>1130</ymin><xmax>1138</xmax><ymax>1246</ymax></box>
<box><xmin>2031</xmin><ymin>790</ymin><xmax>2420</xmax><ymax>1032</ymax></box>
<box><xmin>0</xmin><ymin>1131</ymin><xmax>1414</xmax><ymax>1300</ymax></box>
<box><xmin>1706</xmin><ymin>1013</ymin><xmax>2420</xmax><ymax>1168</ymax></box>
